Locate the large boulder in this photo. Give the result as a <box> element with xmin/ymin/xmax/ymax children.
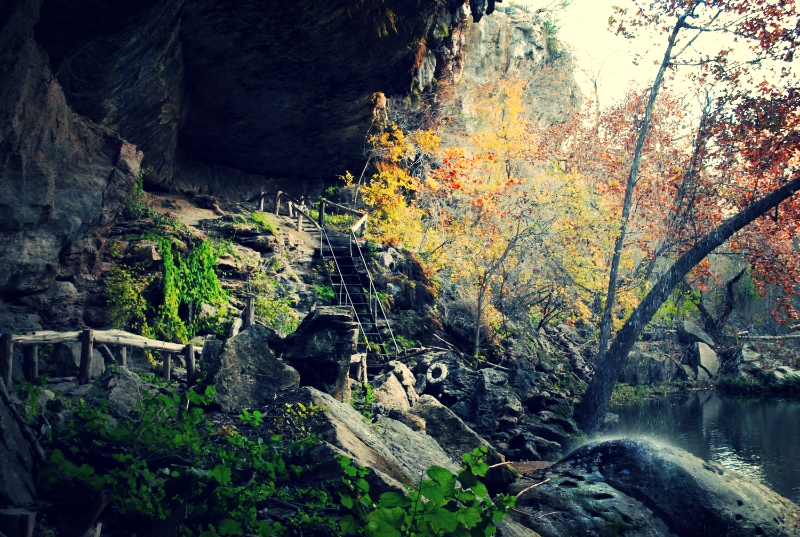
<box><xmin>693</xmin><ymin>342</ymin><xmax>720</xmax><ymax>379</ymax></box>
<box><xmin>49</xmin><ymin>341</ymin><xmax>105</xmax><ymax>379</ymax></box>
<box><xmin>0</xmin><ymin>397</ymin><xmax>37</xmax><ymax>507</ymax></box>
<box><xmin>515</xmin><ymin>439</ymin><xmax>800</xmax><ymax>537</ymax></box>
<box><xmin>372</xmin><ymin>373</ymin><xmax>411</xmax><ymax>412</ymax></box>
<box><xmin>210</xmin><ymin>325</ymin><xmax>300</xmax><ymax>412</ymax></box>
<box><xmin>410</xmin><ymin>395</ymin><xmax>497</xmax><ymax>464</ymax></box>
<box><xmin>678</xmin><ymin>321</ymin><xmax>716</xmax><ymax>347</ymax></box>
<box><xmin>281</xmin><ymin>307</ymin><xmax>357</xmax><ymax>402</ymax></box>
<box><xmin>279</xmin><ymin>388</ymin><xmax>458</xmax><ymax>492</ymax></box>
<box><xmin>472</xmin><ymin>369</ymin><xmax>523</xmax><ymax>431</ymax></box>
<box><xmin>620</xmin><ymin>342</ymin><xmax>688</xmax><ymax>385</ymax></box>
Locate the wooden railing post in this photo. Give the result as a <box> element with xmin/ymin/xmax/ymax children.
<box><xmin>22</xmin><ymin>345</ymin><xmax>37</xmax><ymax>382</ymax></box>
<box><xmin>79</xmin><ymin>329</ymin><xmax>94</xmax><ymax>385</ymax></box>
<box><xmin>1</xmin><ymin>334</ymin><xmax>13</xmax><ymax>391</ymax></box>
<box><xmin>288</xmin><ymin>201</ymin><xmax>294</xmax><ymax>218</ymax></box>
<box><xmin>259</xmin><ymin>191</ymin><xmax>265</xmax><ymax>212</ymax></box>
<box><xmin>274</xmin><ymin>191</ymin><xmax>282</xmax><ymax>216</ymax></box>
<box><xmin>118</xmin><ymin>346</ymin><xmax>127</xmax><ymax>368</ymax></box>
<box><xmin>319</xmin><ymin>201</ymin><xmax>326</xmax><ymax>227</ymax></box>
<box><xmin>162</xmin><ymin>352</ymin><xmax>171</xmax><ymax>381</ymax></box>
<box><xmin>184</xmin><ymin>344</ymin><xmax>195</xmax><ymax>386</ymax></box>
<box><xmin>244</xmin><ymin>295</ymin><xmax>255</xmax><ymax>329</ymax></box>
<box><xmin>296</xmin><ymin>210</ymin><xmax>302</xmax><ymax>231</ymax></box>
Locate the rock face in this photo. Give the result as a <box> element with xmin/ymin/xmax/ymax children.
<box><xmin>517</xmin><ymin>439</ymin><xmax>800</xmax><ymax>537</ymax></box>
<box><xmin>0</xmin><ymin>0</ymin><xmax>142</xmax><ymax>298</ymax></box>
<box><xmin>410</xmin><ymin>394</ymin><xmax>496</xmax><ymax>463</ymax></box>
<box><xmin>281</xmin><ymin>388</ymin><xmax>458</xmax><ymax>492</ymax></box>
<box><xmin>281</xmin><ymin>307</ymin><xmax>358</xmax><ymax>402</ymax></box>
<box><xmin>208</xmin><ymin>325</ymin><xmax>300</xmax><ymax>412</ymax></box>
<box><xmin>619</xmin><ymin>342</ymin><xmax>688</xmax><ymax>385</ymax></box>
<box><xmin>0</xmin><ymin>397</ymin><xmax>37</xmax><ymax>506</ymax></box>
<box><xmin>439</xmin><ymin>5</ymin><xmax>580</xmax><ymax>129</ymax></box>
<box><xmin>678</xmin><ymin>320</ymin><xmax>716</xmax><ymax>347</ymax></box>
<box><xmin>49</xmin><ymin>341</ymin><xmax>106</xmax><ymax>379</ymax></box>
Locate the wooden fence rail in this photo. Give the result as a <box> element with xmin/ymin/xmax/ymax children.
<box><xmin>1</xmin><ymin>328</ymin><xmax>203</xmax><ymax>390</ymax></box>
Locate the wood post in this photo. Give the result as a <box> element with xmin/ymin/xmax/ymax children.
<box><xmin>1</xmin><ymin>334</ymin><xmax>12</xmax><ymax>391</ymax></box>
<box><xmin>288</xmin><ymin>200</ymin><xmax>294</xmax><ymax>218</ymax></box>
<box><xmin>184</xmin><ymin>344</ymin><xmax>195</xmax><ymax>386</ymax></box>
<box><xmin>70</xmin><ymin>489</ymin><xmax>111</xmax><ymax>537</ymax></box>
<box><xmin>274</xmin><ymin>191</ymin><xmax>282</xmax><ymax>216</ymax></box>
<box><xmin>22</xmin><ymin>345</ymin><xmax>37</xmax><ymax>383</ymax></box>
<box><xmin>0</xmin><ymin>507</ymin><xmax>36</xmax><ymax>537</ymax></box>
<box><xmin>296</xmin><ymin>210</ymin><xmax>302</xmax><ymax>231</ymax></box>
<box><xmin>79</xmin><ymin>329</ymin><xmax>94</xmax><ymax>385</ymax></box>
<box><xmin>319</xmin><ymin>201</ymin><xmax>326</xmax><ymax>227</ymax></box>
<box><xmin>259</xmin><ymin>191</ymin><xmax>265</xmax><ymax>212</ymax></box>
<box><xmin>162</xmin><ymin>352</ymin><xmax>171</xmax><ymax>381</ymax></box>
<box><xmin>244</xmin><ymin>295</ymin><xmax>255</xmax><ymax>329</ymax></box>
<box><xmin>118</xmin><ymin>346</ymin><xmax>127</xmax><ymax>367</ymax></box>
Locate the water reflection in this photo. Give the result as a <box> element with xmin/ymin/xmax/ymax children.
<box><xmin>605</xmin><ymin>392</ymin><xmax>800</xmax><ymax>504</ymax></box>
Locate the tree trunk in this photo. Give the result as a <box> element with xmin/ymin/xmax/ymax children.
<box><xmin>595</xmin><ymin>10</ymin><xmax>692</xmax><ymax>363</ymax></box>
<box><xmin>575</xmin><ymin>174</ymin><xmax>800</xmax><ymax>434</ymax></box>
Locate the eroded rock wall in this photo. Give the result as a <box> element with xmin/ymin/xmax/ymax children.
<box><xmin>0</xmin><ymin>0</ymin><xmax>141</xmax><ymax>298</ymax></box>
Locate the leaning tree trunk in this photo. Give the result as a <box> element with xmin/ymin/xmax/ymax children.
<box><xmin>575</xmin><ymin>174</ymin><xmax>800</xmax><ymax>434</ymax></box>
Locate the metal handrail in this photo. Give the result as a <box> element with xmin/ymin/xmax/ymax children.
<box><xmin>350</xmin><ymin>234</ymin><xmax>400</xmax><ymax>356</ymax></box>
<box><xmin>318</xmin><ymin>226</ymin><xmax>375</xmax><ymax>354</ymax></box>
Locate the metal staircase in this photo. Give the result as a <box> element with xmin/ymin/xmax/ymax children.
<box><xmin>273</xmin><ymin>193</ymin><xmax>399</xmax><ymax>363</ymax></box>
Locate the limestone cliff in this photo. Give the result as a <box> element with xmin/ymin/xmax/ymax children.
<box><xmin>0</xmin><ymin>0</ymin><xmax>579</xmax><ymax>303</ymax></box>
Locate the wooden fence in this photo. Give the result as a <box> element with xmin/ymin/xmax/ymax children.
<box><xmin>0</xmin><ymin>329</ymin><xmax>200</xmax><ymax>390</ymax></box>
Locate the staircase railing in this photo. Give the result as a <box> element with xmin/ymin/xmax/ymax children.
<box><xmin>317</xmin><ymin>198</ymin><xmax>400</xmax><ymax>357</ymax></box>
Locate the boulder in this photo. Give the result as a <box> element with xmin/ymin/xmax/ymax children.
<box><xmin>280</xmin><ymin>388</ymin><xmax>458</xmax><ymax>493</ymax></box>
<box><xmin>740</xmin><ymin>344</ymin><xmax>762</xmax><ymax>362</ymax></box>
<box><xmin>211</xmin><ymin>325</ymin><xmax>300</xmax><ymax>412</ymax></box>
<box><xmin>18</xmin><ymin>281</ymin><xmax>83</xmax><ymax>329</ymax></box>
<box><xmin>106</xmin><ymin>367</ymin><xmax>154</xmax><ymax>419</ymax></box>
<box><xmin>49</xmin><ymin>342</ymin><xmax>105</xmax><ymax>379</ymax></box>
<box><xmin>387</xmin><ymin>409</ymin><xmax>426</xmax><ymax>432</ymax></box>
<box><xmin>372</xmin><ymin>373</ymin><xmax>410</xmax><ymax>412</ymax></box>
<box><xmin>123</xmin><ymin>240</ymin><xmax>161</xmax><ymax>267</ymax></box>
<box><xmin>694</xmin><ymin>342</ymin><xmax>720</xmax><ymax>379</ymax></box>
<box><xmin>678</xmin><ymin>321</ymin><xmax>716</xmax><ymax>347</ymax></box>
<box><xmin>620</xmin><ymin>343</ymin><xmax>688</xmax><ymax>385</ymax></box>
<box><xmin>281</xmin><ymin>307</ymin><xmax>357</xmax><ymax>401</ymax></box>
<box><xmin>410</xmin><ymin>395</ymin><xmax>497</xmax><ymax>463</ymax></box>
<box><xmin>472</xmin><ymin>369</ymin><xmax>523</xmax><ymax>431</ymax></box>
<box><xmin>516</xmin><ymin>439</ymin><xmax>800</xmax><ymax>537</ymax></box>
<box><xmin>0</xmin><ymin>397</ymin><xmax>37</xmax><ymax>507</ymax></box>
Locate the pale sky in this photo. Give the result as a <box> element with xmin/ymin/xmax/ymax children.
<box><xmin>517</xmin><ymin>0</ymin><xmax>798</xmax><ymax>113</ymax></box>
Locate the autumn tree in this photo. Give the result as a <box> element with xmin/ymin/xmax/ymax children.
<box><xmin>575</xmin><ymin>0</ymin><xmax>800</xmax><ymax>433</ymax></box>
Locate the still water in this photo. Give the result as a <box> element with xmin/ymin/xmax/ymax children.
<box><xmin>603</xmin><ymin>391</ymin><xmax>800</xmax><ymax>504</ymax></box>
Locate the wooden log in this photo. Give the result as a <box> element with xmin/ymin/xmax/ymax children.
<box><xmin>70</xmin><ymin>489</ymin><xmax>111</xmax><ymax>537</ymax></box>
<box><xmin>0</xmin><ymin>334</ymin><xmax>12</xmax><ymax>391</ymax></box>
<box><xmin>0</xmin><ymin>508</ymin><xmax>36</xmax><ymax>537</ymax></box>
<box><xmin>79</xmin><ymin>329</ymin><xmax>94</xmax><ymax>385</ymax></box>
<box><xmin>93</xmin><ymin>332</ymin><xmax>185</xmax><ymax>353</ymax></box>
<box><xmin>118</xmin><ymin>346</ymin><xmax>127</xmax><ymax>367</ymax></box>
<box><xmin>296</xmin><ymin>210</ymin><xmax>303</xmax><ymax>231</ymax></box>
<box><xmin>162</xmin><ymin>352</ymin><xmax>171</xmax><ymax>381</ymax></box>
<box><xmin>244</xmin><ymin>296</ymin><xmax>255</xmax><ymax>329</ymax></box>
<box><xmin>11</xmin><ymin>331</ymin><xmax>81</xmax><ymax>345</ymax></box>
<box><xmin>22</xmin><ymin>345</ymin><xmax>37</xmax><ymax>383</ymax></box>
<box><xmin>184</xmin><ymin>344</ymin><xmax>195</xmax><ymax>386</ymax></box>
<box><xmin>274</xmin><ymin>191</ymin><xmax>282</xmax><ymax>215</ymax></box>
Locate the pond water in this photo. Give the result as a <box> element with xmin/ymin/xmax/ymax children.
<box><xmin>602</xmin><ymin>391</ymin><xmax>800</xmax><ymax>505</ymax></box>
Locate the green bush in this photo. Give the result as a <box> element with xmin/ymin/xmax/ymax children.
<box><xmin>41</xmin><ymin>376</ymin><xmax>513</xmax><ymax>536</ymax></box>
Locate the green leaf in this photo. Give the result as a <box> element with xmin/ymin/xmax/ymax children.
<box><xmin>339</xmin><ymin>514</ymin><xmax>361</xmax><ymax>535</ymax></box>
<box><xmin>470</xmin><ymin>481</ymin><xmax>488</xmax><ymax>499</ymax></box>
<box><xmin>366</xmin><ymin>507</ymin><xmax>405</xmax><ymax>536</ymax></box>
<box><xmin>378</xmin><ymin>491</ymin><xmax>411</xmax><ymax>508</ymax></box>
<box><xmin>419</xmin><ymin>479</ymin><xmax>449</xmax><ymax>505</ymax></box>
<box><xmin>210</xmin><ymin>464</ymin><xmax>232</xmax><ymax>485</ymax></box>
<box><xmin>218</xmin><ymin>519</ymin><xmax>243</xmax><ymax>536</ymax></box>
<box><xmin>456</xmin><ymin>505</ymin><xmax>482</xmax><ymax>527</ymax></box>
<box><xmin>340</xmin><ymin>492</ymin><xmax>354</xmax><ymax>509</ymax></box>
<box><xmin>422</xmin><ymin>507</ymin><xmax>459</xmax><ymax>533</ymax></box>
<box><xmin>427</xmin><ymin>466</ymin><xmax>455</xmax><ymax>485</ymax></box>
